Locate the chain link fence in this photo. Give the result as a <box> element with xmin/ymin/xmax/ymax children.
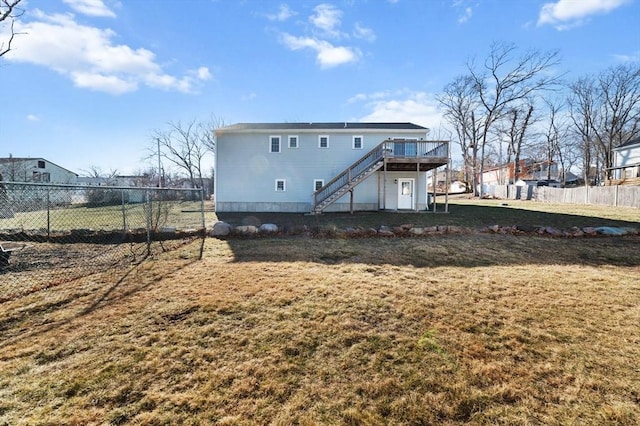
<box><xmin>0</xmin><ymin>182</ymin><xmax>207</xmax><ymax>304</ymax></box>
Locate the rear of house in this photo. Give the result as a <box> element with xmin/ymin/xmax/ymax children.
<box><xmin>214</xmin><ymin>122</ymin><xmax>449</xmax><ymax>213</ymax></box>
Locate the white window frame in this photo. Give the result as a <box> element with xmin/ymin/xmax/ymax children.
<box><xmin>318</xmin><ymin>135</ymin><xmax>329</xmax><ymax>149</ymax></box>
<box><xmin>352</xmin><ymin>135</ymin><xmax>363</xmax><ymax>149</ymax></box>
<box><xmin>269</xmin><ymin>135</ymin><xmax>281</xmax><ymax>153</ymax></box>
<box><xmin>313</xmin><ymin>179</ymin><xmax>324</xmax><ymax>191</ymax></box>
<box><xmin>288</xmin><ymin>135</ymin><xmax>299</xmax><ymax>149</ymax></box>
<box><xmin>275</xmin><ymin>179</ymin><xmax>286</xmax><ymax>192</ymax></box>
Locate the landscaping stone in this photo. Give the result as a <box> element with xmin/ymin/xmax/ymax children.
<box><xmin>259</xmin><ymin>223</ymin><xmax>278</xmax><ymax>233</ymax></box>
<box><xmin>235</xmin><ymin>225</ymin><xmax>258</xmax><ymax>235</ymax></box>
<box><xmin>595</xmin><ymin>226</ymin><xmax>627</xmax><ymax>236</ymax></box>
<box><xmin>210</xmin><ymin>221</ymin><xmax>232</xmax><ymax>237</ymax></box>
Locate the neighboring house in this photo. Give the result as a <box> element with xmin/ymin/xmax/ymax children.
<box><xmin>609</xmin><ymin>138</ymin><xmax>640</xmax><ymax>185</ymax></box>
<box><xmin>479</xmin><ymin>159</ymin><xmax>579</xmax><ymax>187</ymax></box>
<box><xmin>214</xmin><ymin>122</ymin><xmax>449</xmax><ymax>213</ymax></box>
<box><xmin>0</xmin><ymin>157</ymin><xmax>78</xmax><ymax>184</ymax></box>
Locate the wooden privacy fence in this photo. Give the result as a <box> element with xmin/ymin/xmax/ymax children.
<box><xmin>536</xmin><ymin>186</ymin><xmax>640</xmax><ymax>208</ymax></box>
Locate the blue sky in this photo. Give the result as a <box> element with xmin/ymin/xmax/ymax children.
<box><xmin>1</xmin><ymin>0</ymin><xmax>638</xmax><ymax>176</ymax></box>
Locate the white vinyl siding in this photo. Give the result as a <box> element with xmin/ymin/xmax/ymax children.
<box><xmin>288</xmin><ymin>135</ymin><xmax>299</xmax><ymax>148</ymax></box>
<box><xmin>270</xmin><ymin>136</ymin><xmax>281</xmax><ymax>153</ymax></box>
<box><xmin>353</xmin><ymin>136</ymin><xmax>363</xmax><ymax>149</ymax></box>
<box><xmin>318</xmin><ymin>135</ymin><xmax>329</xmax><ymax>148</ymax></box>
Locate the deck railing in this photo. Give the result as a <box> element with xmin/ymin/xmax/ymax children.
<box><xmin>312</xmin><ymin>139</ymin><xmax>449</xmax><ymax>211</ymax></box>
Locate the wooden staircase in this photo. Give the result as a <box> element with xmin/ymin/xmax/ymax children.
<box><xmin>312</xmin><ymin>143</ymin><xmax>385</xmax><ymax>214</ymax></box>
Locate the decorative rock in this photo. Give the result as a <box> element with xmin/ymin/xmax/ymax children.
<box><xmin>210</xmin><ymin>221</ymin><xmax>232</xmax><ymax>237</ymax></box>
<box><xmin>236</xmin><ymin>225</ymin><xmax>258</xmax><ymax>234</ymax></box>
<box><xmin>409</xmin><ymin>227</ymin><xmax>424</xmax><ymax>235</ymax></box>
<box><xmin>259</xmin><ymin>223</ymin><xmax>278</xmax><ymax>233</ymax></box>
<box><xmin>447</xmin><ymin>226</ymin><xmax>466</xmax><ymax>234</ymax></box>
<box><xmin>582</xmin><ymin>227</ymin><xmax>597</xmax><ymax>236</ymax></box>
<box><xmin>378</xmin><ymin>225</ymin><xmax>393</xmax><ymax>233</ymax></box>
<box><xmin>594</xmin><ymin>226</ymin><xmax>627</xmax><ymax>236</ymax></box>
<box><xmin>378</xmin><ymin>229</ymin><xmax>395</xmax><ymax>237</ymax></box>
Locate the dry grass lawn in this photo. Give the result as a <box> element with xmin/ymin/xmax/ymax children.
<box><xmin>1</xmin><ymin>233</ymin><xmax>639</xmax><ymax>425</ymax></box>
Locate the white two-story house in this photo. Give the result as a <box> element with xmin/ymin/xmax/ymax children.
<box><xmin>214</xmin><ymin>122</ymin><xmax>449</xmax><ymax>213</ymax></box>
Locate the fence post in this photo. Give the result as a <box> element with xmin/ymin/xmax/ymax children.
<box><xmin>46</xmin><ymin>187</ymin><xmax>51</xmax><ymax>242</ymax></box>
<box><xmin>200</xmin><ymin>188</ymin><xmax>206</xmax><ymax>232</ymax></box>
<box><xmin>121</xmin><ymin>189</ymin><xmax>127</xmax><ymax>233</ymax></box>
<box><xmin>146</xmin><ymin>189</ymin><xmax>151</xmax><ymax>255</ymax></box>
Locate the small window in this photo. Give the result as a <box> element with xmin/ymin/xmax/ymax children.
<box><xmin>288</xmin><ymin>135</ymin><xmax>299</xmax><ymax>149</ymax></box>
<box><xmin>318</xmin><ymin>135</ymin><xmax>329</xmax><ymax>148</ymax></box>
<box><xmin>353</xmin><ymin>136</ymin><xmax>363</xmax><ymax>149</ymax></box>
<box><xmin>313</xmin><ymin>179</ymin><xmax>324</xmax><ymax>191</ymax></box>
<box><xmin>42</xmin><ymin>172</ymin><xmax>51</xmax><ymax>182</ymax></box>
<box><xmin>275</xmin><ymin>179</ymin><xmax>286</xmax><ymax>191</ymax></box>
<box><xmin>270</xmin><ymin>136</ymin><xmax>281</xmax><ymax>153</ymax></box>
<box><xmin>37</xmin><ymin>160</ymin><xmax>45</xmax><ymax>169</ymax></box>
<box><xmin>32</xmin><ymin>171</ymin><xmax>41</xmax><ymax>182</ymax></box>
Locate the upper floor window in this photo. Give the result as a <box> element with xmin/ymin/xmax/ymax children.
<box><xmin>37</xmin><ymin>160</ymin><xmax>45</xmax><ymax>169</ymax></box>
<box><xmin>270</xmin><ymin>136</ymin><xmax>281</xmax><ymax>153</ymax></box>
<box><xmin>318</xmin><ymin>135</ymin><xmax>329</xmax><ymax>148</ymax></box>
<box><xmin>313</xmin><ymin>179</ymin><xmax>324</xmax><ymax>191</ymax></box>
<box><xmin>353</xmin><ymin>136</ymin><xmax>363</xmax><ymax>149</ymax></box>
<box><xmin>32</xmin><ymin>171</ymin><xmax>41</xmax><ymax>182</ymax></box>
<box><xmin>288</xmin><ymin>135</ymin><xmax>299</xmax><ymax>149</ymax></box>
<box><xmin>275</xmin><ymin>179</ymin><xmax>286</xmax><ymax>192</ymax></box>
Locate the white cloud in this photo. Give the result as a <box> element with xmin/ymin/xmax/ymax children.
<box><xmin>458</xmin><ymin>7</ymin><xmax>473</xmax><ymax>24</ymax></box>
<box><xmin>71</xmin><ymin>71</ymin><xmax>136</xmax><ymax>94</ymax></box>
<box><xmin>354</xmin><ymin>91</ymin><xmax>444</xmax><ymax>130</ymax></box>
<box><xmin>62</xmin><ymin>0</ymin><xmax>116</xmax><ymax>18</ymax></box>
<box><xmin>3</xmin><ymin>10</ymin><xmax>210</xmax><ymax>94</ymax></box>
<box><xmin>267</xmin><ymin>4</ymin><xmax>295</xmax><ymax>21</ymax></box>
<box><xmin>353</xmin><ymin>23</ymin><xmax>376</xmax><ymax>42</ymax></box>
<box><xmin>26</xmin><ymin>114</ymin><xmax>40</xmax><ymax>122</ymax></box>
<box><xmin>281</xmin><ymin>33</ymin><xmax>360</xmax><ymax>68</ymax></box>
<box><xmin>310</xmin><ymin>4</ymin><xmax>343</xmax><ymax>38</ymax></box>
<box><xmin>538</xmin><ymin>0</ymin><xmax>631</xmax><ymax>29</ymax></box>
<box><xmin>612</xmin><ymin>51</ymin><xmax>640</xmax><ymax>62</ymax></box>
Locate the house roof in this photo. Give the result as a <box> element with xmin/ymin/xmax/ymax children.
<box><xmin>217</xmin><ymin>122</ymin><xmax>428</xmax><ymax>132</ymax></box>
<box><xmin>614</xmin><ymin>138</ymin><xmax>640</xmax><ymax>150</ymax></box>
<box><xmin>0</xmin><ymin>157</ymin><xmax>78</xmax><ymax>176</ymax></box>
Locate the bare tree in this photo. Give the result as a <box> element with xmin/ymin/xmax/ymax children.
<box><xmin>152</xmin><ymin>120</ymin><xmax>212</xmax><ymax>191</ymax></box>
<box><xmin>438</xmin><ymin>75</ymin><xmax>482</xmax><ymax>193</ymax></box>
<box><xmin>500</xmin><ymin>101</ymin><xmax>536</xmax><ymax>183</ymax></box>
<box><xmin>593</xmin><ymin>64</ymin><xmax>640</xmax><ymax>178</ymax></box>
<box><xmin>0</xmin><ymin>0</ymin><xmax>24</xmax><ymax>58</ymax></box>
<box><xmin>439</xmin><ymin>42</ymin><xmax>561</xmax><ymax>195</ymax></box>
<box><xmin>468</xmin><ymin>42</ymin><xmax>561</xmax><ymax>195</ymax></box>
<box><xmin>567</xmin><ymin>76</ymin><xmax>598</xmax><ymax>184</ymax></box>
<box><xmin>567</xmin><ymin>64</ymin><xmax>640</xmax><ymax>183</ymax></box>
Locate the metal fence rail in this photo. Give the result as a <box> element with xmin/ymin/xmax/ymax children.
<box><xmin>0</xmin><ymin>182</ymin><xmax>207</xmax><ymax>303</ymax></box>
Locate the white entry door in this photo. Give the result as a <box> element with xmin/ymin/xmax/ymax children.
<box><xmin>397</xmin><ymin>178</ymin><xmax>414</xmax><ymax>210</ymax></box>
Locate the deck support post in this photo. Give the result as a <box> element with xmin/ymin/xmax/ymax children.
<box><xmin>349</xmin><ymin>189</ymin><xmax>354</xmax><ymax>215</ymax></box>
